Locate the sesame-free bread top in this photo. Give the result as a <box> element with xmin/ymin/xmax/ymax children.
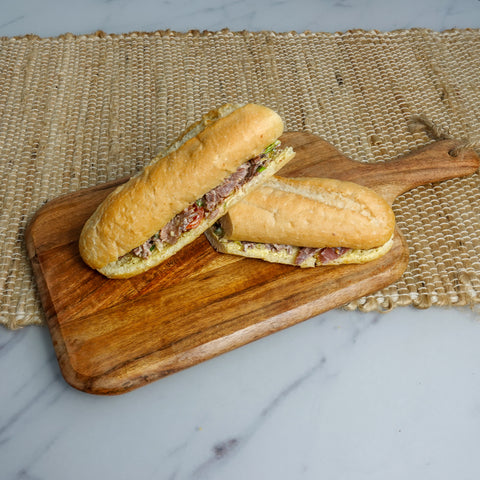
<box><xmin>219</xmin><ymin>176</ymin><xmax>395</xmax><ymax>250</ymax></box>
<box><xmin>97</xmin><ymin>146</ymin><xmax>295</xmax><ymax>278</ymax></box>
<box><xmin>79</xmin><ymin>103</ymin><xmax>284</xmax><ymax>269</ymax></box>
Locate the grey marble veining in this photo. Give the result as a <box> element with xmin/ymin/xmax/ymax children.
<box><xmin>1</xmin><ymin>1</ymin><xmax>480</xmax><ymax>479</ymax></box>
<box><xmin>3</xmin><ymin>307</ymin><xmax>480</xmax><ymax>479</ymax></box>
<box><xmin>1</xmin><ymin>0</ymin><xmax>479</xmax><ymax>37</ymax></box>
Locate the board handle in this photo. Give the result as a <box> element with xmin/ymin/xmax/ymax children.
<box><xmin>357</xmin><ymin>140</ymin><xmax>479</xmax><ymax>204</ymax></box>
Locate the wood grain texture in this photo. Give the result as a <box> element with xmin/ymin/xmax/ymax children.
<box><xmin>25</xmin><ymin>133</ymin><xmax>479</xmax><ymax>395</ymax></box>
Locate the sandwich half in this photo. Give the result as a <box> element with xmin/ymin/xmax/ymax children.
<box><xmin>205</xmin><ymin>176</ymin><xmax>395</xmax><ymax>267</ymax></box>
<box><xmin>79</xmin><ymin>103</ymin><xmax>295</xmax><ymax>278</ymax></box>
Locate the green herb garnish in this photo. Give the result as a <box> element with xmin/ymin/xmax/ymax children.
<box><xmin>263</xmin><ymin>140</ymin><xmax>281</xmax><ymax>155</ymax></box>
<box><xmin>213</xmin><ymin>223</ymin><xmax>224</xmax><ymax>237</ymax></box>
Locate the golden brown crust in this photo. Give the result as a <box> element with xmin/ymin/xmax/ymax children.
<box><xmin>219</xmin><ymin>176</ymin><xmax>395</xmax><ymax>249</ymax></box>
<box><xmin>79</xmin><ymin>103</ymin><xmax>285</xmax><ymax>270</ymax></box>
<box><xmin>98</xmin><ymin>147</ymin><xmax>295</xmax><ymax>278</ymax></box>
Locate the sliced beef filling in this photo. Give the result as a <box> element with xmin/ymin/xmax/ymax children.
<box><xmin>317</xmin><ymin>246</ymin><xmax>350</xmax><ymax>264</ymax></box>
<box><xmin>218</xmin><ymin>224</ymin><xmax>351</xmax><ymax>266</ymax></box>
<box><xmin>295</xmin><ymin>246</ymin><xmax>350</xmax><ymax>265</ymax></box>
<box><xmin>240</xmin><ymin>239</ymin><xmax>350</xmax><ymax>265</ymax></box>
<box><xmin>130</xmin><ymin>143</ymin><xmax>280</xmax><ymax>260</ymax></box>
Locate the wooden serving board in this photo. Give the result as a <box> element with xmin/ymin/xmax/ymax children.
<box><xmin>25</xmin><ymin>132</ymin><xmax>479</xmax><ymax>395</ymax></box>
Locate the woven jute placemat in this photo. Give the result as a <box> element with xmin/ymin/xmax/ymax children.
<box><xmin>1</xmin><ymin>28</ymin><xmax>479</xmax><ymax>329</ymax></box>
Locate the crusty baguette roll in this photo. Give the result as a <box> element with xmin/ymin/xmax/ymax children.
<box><xmin>220</xmin><ymin>176</ymin><xmax>394</xmax><ymax>248</ymax></box>
<box><xmin>205</xmin><ymin>176</ymin><xmax>396</xmax><ymax>267</ymax></box>
<box><xmin>79</xmin><ymin>103</ymin><xmax>295</xmax><ymax>278</ymax></box>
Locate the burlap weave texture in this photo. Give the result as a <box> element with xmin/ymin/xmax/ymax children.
<box><xmin>1</xmin><ymin>28</ymin><xmax>479</xmax><ymax>329</ymax></box>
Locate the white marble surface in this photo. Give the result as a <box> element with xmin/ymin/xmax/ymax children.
<box><xmin>1</xmin><ymin>0</ymin><xmax>479</xmax><ymax>36</ymax></box>
<box><xmin>1</xmin><ymin>1</ymin><xmax>480</xmax><ymax>479</ymax></box>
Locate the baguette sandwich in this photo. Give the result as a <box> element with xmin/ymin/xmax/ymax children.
<box><xmin>205</xmin><ymin>176</ymin><xmax>396</xmax><ymax>267</ymax></box>
<box><xmin>79</xmin><ymin>103</ymin><xmax>295</xmax><ymax>278</ymax></box>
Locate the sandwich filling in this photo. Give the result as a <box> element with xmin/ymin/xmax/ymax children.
<box><xmin>128</xmin><ymin>140</ymin><xmax>283</xmax><ymax>260</ymax></box>
<box><xmin>241</xmin><ymin>242</ymin><xmax>350</xmax><ymax>265</ymax></box>
<box><xmin>211</xmin><ymin>222</ymin><xmax>351</xmax><ymax>266</ymax></box>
